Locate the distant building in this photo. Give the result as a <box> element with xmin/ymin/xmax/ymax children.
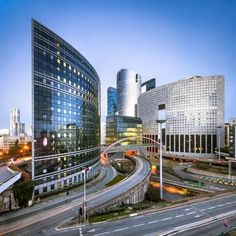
<box><xmin>141</xmin><ymin>78</ymin><xmax>156</xmax><ymax>93</ymax></box>
<box><xmin>107</xmin><ymin>87</ymin><xmax>117</xmax><ymax>116</ymax></box>
<box><xmin>0</xmin><ymin>134</ymin><xmax>30</xmax><ymax>152</ymax></box>
<box><xmin>117</xmin><ymin>69</ymin><xmax>141</xmax><ymax>117</ymax></box>
<box><xmin>9</xmin><ymin>108</ymin><xmax>25</xmax><ymax>136</ymax></box>
<box><xmin>106</xmin><ymin>115</ymin><xmax>142</xmax><ymax>145</ymax></box>
<box><xmin>138</xmin><ymin>75</ymin><xmax>225</xmax><ymax>157</ymax></box>
<box><xmin>229</xmin><ymin>119</ymin><xmax>236</xmax><ymax>158</ymax></box>
<box><xmin>0</xmin><ymin>129</ymin><xmax>9</xmax><ymax>136</ymax></box>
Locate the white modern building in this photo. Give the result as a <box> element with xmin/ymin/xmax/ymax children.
<box><xmin>9</xmin><ymin>108</ymin><xmax>25</xmax><ymax>136</ymax></box>
<box><xmin>117</xmin><ymin>69</ymin><xmax>141</xmax><ymax>117</ymax></box>
<box><xmin>138</xmin><ymin>75</ymin><xmax>225</xmax><ymax>157</ymax></box>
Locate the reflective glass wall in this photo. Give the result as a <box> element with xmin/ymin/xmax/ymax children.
<box><xmin>32</xmin><ymin>19</ymin><xmax>100</xmax><ymax>194</ymax></box>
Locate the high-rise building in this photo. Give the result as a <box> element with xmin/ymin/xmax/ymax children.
<box><xmin>138</xmin><ymin>75</ymin><xmax>225</xmax><ymax>157</ymax></box>
<box><xmin>229</xmin><ymin>119</ymin><xmax>236</xmax><ymax>158</ymax></box>
<box><xmin>107</xmin><ymin>87</ymin><xmax>117</xmax><ymax>116</ymax></box>
<box><xmin>32</xmin><ymin>19</ymin><xmax>100</xmax><ymax>195</ymax></box>
<box><xmin>117</xmin><ymin>69</ymin><xmax>141</xmax><ymax>117</ymax></box>
<box><xmin>9</xmin><ymin>108</ymin><xmax>25</xmax><ymax>136</ymax></box>
<box><xmin>141</xmin><ymin>78</ymin><xmax>156</xmax><ymax>93</ymax></box>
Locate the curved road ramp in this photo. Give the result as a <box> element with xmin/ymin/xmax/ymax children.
<box><xmin>87</xmin><ymin>155</ymin><xmax>151</xmax><ymax>215</ymax></box>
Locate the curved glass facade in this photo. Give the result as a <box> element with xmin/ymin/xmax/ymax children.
<box><xmin>117</xmin><ymin>69</ymin><xmax>141</xmax><ymax>117</ymax></box>
<box><xmin>32</xmin><ymin>19</ymin><xmax>100</xmax><ymax>194</ymax></box>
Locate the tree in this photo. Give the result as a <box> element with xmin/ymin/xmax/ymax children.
<box><xmin>13</xmin><ymin>180</ymin><xmax>34</xmax><ymax>208</ymax></box>
<box><xmin>8</xmin><ymin>140</ymin><xmax>20</xmax><ymax>157</ymax></box>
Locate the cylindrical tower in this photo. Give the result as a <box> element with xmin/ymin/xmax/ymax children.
<box><xmin>117</xmin><ymin>69</ymin><xmax>141</xmax><ymax>117</ymax></box>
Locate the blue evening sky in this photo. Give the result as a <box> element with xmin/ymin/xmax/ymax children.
<box><xmin>0</xmin><ymin>0</ymin><xmax>235</xmax><ymax>129</ymax></box>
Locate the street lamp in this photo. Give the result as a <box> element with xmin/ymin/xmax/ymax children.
<box><xmin>156</xmin><ymin>119</ymin><xmax>166</xmax><ymax>200</ymax></box>
<box><xmin>216</xmin><ymin>126</ymin><xmax>222</xmax><ymax>161</ymax></box>
<box><xmin>83</xmin><ymin>166</ymin><xmax>90</xmax><ymax>222</ymax></box>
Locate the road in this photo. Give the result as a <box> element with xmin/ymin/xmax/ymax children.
<box><xmin>51</xmin><ymin>193</ymin><xmax>236</xmax><ymax>236</ymax></box>
<box><xmin>0</xmin><ymin>155</ymin><xmax>151</xmax><ymax>236</ymax></box>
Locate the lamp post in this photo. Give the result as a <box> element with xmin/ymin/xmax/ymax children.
<box><xmin>216</xmin><ymin>126</ymin><xmax>222</xmax><ymax>161</ymax></box>
<box><xmin>156</xmin><ymin>119</ymin><xmax>166</xmax><ymax>200</ymax></box>
<box><xmin>83</xmin><ymin>167</ymin><xmax>89</xmax><ymax>222</ymax></box>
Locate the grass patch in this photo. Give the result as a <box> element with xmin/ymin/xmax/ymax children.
<box><xmin>105</xmin><ymin>174</ymin><xmax>126</xmax><ymax>187</ymax></box>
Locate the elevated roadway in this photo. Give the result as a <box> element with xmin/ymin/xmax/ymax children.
<box><xmin>0</xmin><ymin>155</ymin><xmax>151</xmax><ymax>236</ymax></box>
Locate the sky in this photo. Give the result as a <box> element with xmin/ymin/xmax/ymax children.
<box><xmin>0</xmin><ymin>0</ymin><xmax>236</xmax><ymax>129</ymax></box>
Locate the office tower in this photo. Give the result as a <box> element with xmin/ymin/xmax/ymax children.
<box><xmin>107</xmin><ymin>87</ymin><xmax>117</xmax><ymax>116</ymax></box>
<box><xmin>138</xmin><ymin>75</ymin><xmax>225</xmax><ymax>157</ymax></box>
<box><xmin>229</xmin><ymin>119</ymin><xmax>236</xmax><ymax>158</ymax></box>
<box><xmin>117</xmin><ymin>69</ymin><xmax>141</xmax><ymax>117</ymax></box>
<box><xmin>141</xmin><ymin>78</ymin><xmax>156</xmax><ymax>93</ymax></box>
<box><xmin>32</xmin><ymin>19</ymin><xmax>100</xmax><ymax>195</ymax></box>
<box><xmin>9</xmin><ymin>108</ymin><xmax>25</xmax><ymax>136</ymax></box>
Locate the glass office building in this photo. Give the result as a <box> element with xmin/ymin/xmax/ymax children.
<box><xmin>107</xmin><ymin>87</ymin><xmax>117</xmax><ymax>116</ymax></box>
<box><xmin>138</xmin><ymin>76</ymin><xmax>225</xmax><ymax>158</ymax></box>
<box><xmin>32</xmin><ymin>19</ymin><xmax>100</xmax><ymax>195</ymax></box>
<box><xmin>117</xmin><ymin>69</ymin><xmax>141</xmax><ymax>117</ymax></box>
<box><xmin>106</xmin><ymin>115</ymin><xmax>142</xmax><ymax>145</ymax></box>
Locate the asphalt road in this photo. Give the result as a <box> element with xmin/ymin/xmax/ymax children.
<box><xmin>0</xmin><ymin>155</ymin><xmax>151</xmax><ymax>236</ymax></box>
<box><xmin>52</xmin><ymin>193</ymin><xmax>236</xmax><ymax>236</ymax></box>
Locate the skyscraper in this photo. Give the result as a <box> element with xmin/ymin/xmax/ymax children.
<box><xmin>117</xmin><ymin>69</ymin><xmax>141</xmax><ymax>117</ymax></box>
<box><xmin>32</xmin><ymin>19</ymin><xmax>101</xmax><ymax>195</ymax></box>
<box><xmin>9</xmin><ymin>108</ymin><xmax>25</xmax><ymax>136</ymax></box>
<box><xmin>107</xmin><ymin>87</ymin><xmax>117</xmax><ymax>116</ymax></box>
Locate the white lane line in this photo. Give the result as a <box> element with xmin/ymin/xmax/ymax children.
<box><xmin>195</xmin><ymin>215</ymin><xmax>204</xmax><ymax>218</ymax></box>
<box><xmin>184</xmin><ymin>208</ymin><xmax>191</xmax><ymax>211</ymax></box>
<box><xmin>148</xmin><ymin>220</ymin><xmax>159</xmax><ymax>224</ymax></box>
<box><xmin>94</xmin><ymin>232</ymin><xmax>110</xmax><ymax>236</ymax></box>
<box><xmin>208</xmin><ymin>206</ymin><xmax>215</xmax><ymax>210</ymax></box>
<box><xmin>113</xmin><ymin>227</ymin><xmax>129</xmax><ymax>232</ymax></box>
<box><xmin>79</xmin><ymin>227</ymin><xmax>83</xmax><ymax>236</ymax></box>
<box><xmin>160</xmin><ymin>217</ymin><xmax>173</xmax><ymax>221</ymax></box>
<box><xmin>133</xmin><ymin>223</ymin><xmax>145</xmax><ymax>228</ymax></box>
<box><xmin>217</xmin><ymin>204</ymin><xmax>224</xmax><ymax>207</ymax></box>
<box><xmin>175</xmin><ymin>214</ymin><xmax>184</xmax><ymax>218</ymax></box>
<box><xmin>135</xmin><ymin>215</ymin><xmax>144</xmax><ymax>218</ymax></box>
<box><xmin>186</xmin><ymin>211</ymin><xmax>196</xmax><ymax>215</ymax></box>
<box><xmin>200</xmin><ymin>209</ymin><xmax>206</xmax><ymax>211</ymax></box>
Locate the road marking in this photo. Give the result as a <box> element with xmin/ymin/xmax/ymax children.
<box><xmin>175</xmin><ymin>214</ymin><xmax>184</xmax><ymax>218</ymax></box>
<box><xmin>160</xmin><ymin>217</ymin><xmax>173</xmax><ymax>221</ymax></box>
<box><xmin>207</xmin><ymin>206</ymin><xmax>215</xmax><ymax>210</ymax></box>
<box><xmin>195</xmin><ymin>215</ymin><xmax>204</xmax><ymax>218</ymax></box>
<box><xmin>87</xmin><ymin>228</ymin><xmax>103</xmax><ymax>233</ymax></box>
<box><xmin>200</xmin><ymin>209</ymin><xmax>206</xmax><ymax>211</ymax></box>
<box><xmin>186</xmin><ymin>211</ymin><xmax>196</xmax><ymax>215</ymax></box>
<box><xmin>113</xmin><ymin>227</ymin><xmax>129</xmax><ymax>232</ymax></box>
<box><xmin>184</xmin><ymin>208</ymin><xmax>191</xmax><ymax>211</ymax></box>
<box><xmin>217</xmin><ymin>204</ymin><xmax>224</xmax><ymax>207</ymax></box>
<box><xmin>133</xmin><ymin>223</ymin><xmax>145</xmax><ymax>228</ymax></box>
<box><xmin>94</xmin><ymin>232</ymin><xmax>110</xmax><ymax>236</ymax></box>
<box><xmin>135</xmin><ymin>215</ymin><xmax>144</xmax><ymax>218</ymax></box>
<box><xmin>79</xmin><ymin>227</ymin><xmax>83</xmax><ymax>236</ymax></box>
<box><xmin>148</xmin><ymin>220</ymin><xmax>159</xmax><ymax>224</ymax></box>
